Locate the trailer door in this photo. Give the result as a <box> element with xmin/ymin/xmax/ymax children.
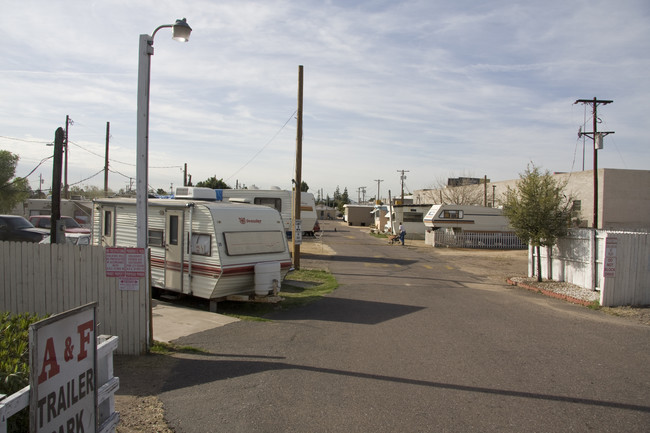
<box><xmin>100</xmin><ymin>206</ymin><xmax>115</xmax><ymax>247</ymax></box>
<box><xmin>165</xmin><ymin>209</ymin><xmax>185</xmax><ymax>292</ymax></box>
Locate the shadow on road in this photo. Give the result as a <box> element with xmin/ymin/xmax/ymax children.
<box><xmin>268</xmin><ymin>296</ymin><xmax>425</xmax><ymax>325</ymax></box>
<box><xmin>161</xmin><ymin>356</ymin><xmax>650</xmax><ymax>414</ymax></box>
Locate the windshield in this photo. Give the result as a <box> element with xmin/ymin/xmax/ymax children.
<box><xmin>63</xmin><ymin>218</ymin><xmax>81</xmax><ymax>228</ymax></box>
<box><xmin>7</xmin><ymin>217</ymin><xmax>34</xmax><ymax>229</ymax></box>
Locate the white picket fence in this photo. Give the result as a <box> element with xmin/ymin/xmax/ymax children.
<box><xmin>531</xmin><ymin>229</ymin><xmax>650</xmax><ymax>307</ymax></box>
<box><xmin>0</xmin><ymin>335</ymin><xmax>120</xmax><ymax>433</ymax></box>
<box><xmin>0</xmin><ymin>241</ymin><xmax>149</xmax><ymax>355</ymax></box>
<box><xmin>429</xmin><ymin>230</ymin><xmax>527</xmax><ymax>250</ymax></box>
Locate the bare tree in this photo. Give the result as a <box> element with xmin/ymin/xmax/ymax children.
<box><xmin>420</xmin><ymin>174</ymin><xmax>484</xmax><ymax>205</ymax></box>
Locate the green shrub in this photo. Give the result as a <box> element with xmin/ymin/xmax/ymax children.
<box><xmin>1</xmin><ymin>312</ymin><xmax>47</xmax><ymax>432</ymax></box>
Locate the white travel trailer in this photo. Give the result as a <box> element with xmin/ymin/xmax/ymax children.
<box><xmin>215</xmin><ymin>187</ymin><xmax>318</xmax><ymax>236</ymax></box>
<box><xmin>423</xmin><ymin>204</ymin><xmax>525</xmax><ymax>249</ymax></box>
<box><xmin>92</xmin><ymin>189</ymin><xmax>292</xmax><ymax>309</ymax></box>
<box><xmin>423</xmin><ymin>204</ymin><xmax>511</xmax><ymax>232</ymax></box>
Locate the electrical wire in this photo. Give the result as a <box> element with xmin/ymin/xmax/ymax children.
<box><xmin>225</xmin><ymin>110</ymin><xmax>297</xmax><ymax>183</ymax></box>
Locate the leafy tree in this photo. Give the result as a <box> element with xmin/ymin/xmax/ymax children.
<box><xmin>502</xmin><ymin>164</ymin><xmax>573</xmax><ymax>282</ymax></box>
<box><xmin>0</xmin><ymin>150</ymin><xmax>30</xmax><ymax>213</ymax></box>
<box><xmin>196</xmin><ymin>176</ymin><xmax>231</xmax><ymax>189</ymax></box>
<box><xmin>300</xmin><ymin>181</ymin><xmax>309</xmax><ymax>192</ymax></box>
<box><xmin>69</xmin><ymin>185</ymin><xmax>115</xmax><ymax>199</ymax></box>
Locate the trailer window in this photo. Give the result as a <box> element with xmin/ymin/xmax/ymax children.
<box><xmin>148</xmin><ymin>229</ymin><xmax>164</xmax><ymax>247</ymax></box>
<box><xmin>189</xmin><ymin>233</ymin><xmax>211</xmax><ymax>256</ymax></box>
<box><xmin>403</xmin><ymin>212</ymin><xmax>423</xmax><ymax>222</ymax></box>
<box><xmin>103</xmin><ymin>210</ymin><xmax>112</xmax><ymax>236</ymax></box>
<box><xmin>223</xmin><ymin>231</ymin><xmax>286</xmax><ymax>256</ymax></box>
<box><xmin>168</xmin><ymin>215</ymin><xmax>179</xmax><ymax>245</ymax></box>
<box><xmin>254</xmin><ymin>198</ymin><xmax>282</xmax><ymax>212</ymax></box>
<box><xmin>442</xmin><ymin>210</ymin><xmax>463</xmax><ymax>219</ymax></box>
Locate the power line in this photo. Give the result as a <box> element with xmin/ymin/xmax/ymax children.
<box><xmin>225</xmin><ymin>110</ymin><xmax>297</xmax><ymax>182</ymax></box>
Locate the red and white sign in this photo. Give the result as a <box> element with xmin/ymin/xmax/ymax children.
<box><xmin>29</xmin><ymin>303</ymin><xmax>97</xmax><ymax>433</ymax></box>
<box><xmin>105</xmin><ymin>247</ymin><xmax>145</xmax><ymax>278</ymax></box>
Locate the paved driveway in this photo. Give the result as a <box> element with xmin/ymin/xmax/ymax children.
<box><xmin>160</xmin><ymin>221</ymin><xmax>650</xmax><ymax>432</ymax></box>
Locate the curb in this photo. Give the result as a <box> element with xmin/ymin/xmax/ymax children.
<box><xmin>505</xmin><ymin>278</ymin><xmax>594</xmax><ymax>307</ymax></box>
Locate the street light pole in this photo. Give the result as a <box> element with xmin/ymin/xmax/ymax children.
<box><xmin>136</xmin><ymin>18</ymin><xmax>192</xmax><ymax>248</ymax></box>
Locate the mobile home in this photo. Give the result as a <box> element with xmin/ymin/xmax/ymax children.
<box><xmin>385</xmin><ymin>204</ymin><xmax>432</xmax><ymax>240</ymax></box>
<box><xmin>343</xmin><ymin>204</ymin><xmax>375</xmax><ymax>226</ymax></box>
<box><xmin>213</xmin><ymin>188</ymin><xmax>318</xmax><ymax>236</ymax></box>
<box><xmin>13</xmin><ymin>198</ymin><xmax>93</xmax><ymax>227</ymax></box>
<box><xmin>92</xmin><ymin>189</ymin><xmax>292</xmax><ymax>308</ymax></box>
<box><xmin>423</xmin><ymin>204</ymin><xmax>511</xmax><ymax>232</ymax></box>
<box><xmin>423</xmin><ymin>204</ymin><xmax>525</xmax><ymax>249</ymax></box>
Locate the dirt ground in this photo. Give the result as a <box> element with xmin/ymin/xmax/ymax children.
<box><xmin>113</xmin><ymin>235</ymin><xmax>649</xmax><ymax>432</ymax></box>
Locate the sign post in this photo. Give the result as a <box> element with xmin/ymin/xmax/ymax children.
<box><xmin>29</xmin><ymin>303</ymin><xmax>97</xmax><ymax>433</ymax></box>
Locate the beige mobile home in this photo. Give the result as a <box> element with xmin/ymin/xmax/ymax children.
<box><xmin>92</xmin><ymin>189</ymin><xmax>291</xmax><ymax>309</ymax></box>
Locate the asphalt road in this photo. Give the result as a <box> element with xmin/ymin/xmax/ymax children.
<box><xmin>160</xmin><ymin>221</ymin><xmax>650</xmax><ymax>432</ymax></box>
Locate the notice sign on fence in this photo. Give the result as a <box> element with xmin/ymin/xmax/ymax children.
<box><xmin>106</xmin><ymin>247</ymin><xmax>146</xmax><ymax>291</ymax></box>
<box><xmin>604</xmin><ymin>237</ymin><xmax>618</xmax><ymax>278</ymax></box>
<box><xmin>29</xmin><ymin>303</ymin><xmax>97</xmax><ymax>433</ymax></box>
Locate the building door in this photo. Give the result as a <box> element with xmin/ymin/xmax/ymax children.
<box><xmin>165</xmin><ymin>209</ymin><xmax>184</xmax><ymax>292</ymax></box>
<box><xmin>100</xmin><ymin>207</ymin><xmax>115</xmax><ymax>246</ymax></box>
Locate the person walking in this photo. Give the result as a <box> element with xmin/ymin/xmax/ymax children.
<box><xmin>398</xmin><ymin>222</ymin><xmax>406</xmax><ymax>245</ymax></box>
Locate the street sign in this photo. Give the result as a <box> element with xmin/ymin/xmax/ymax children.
<box><xmin>29</xmin><ymin>303</ymin><xmax>97</xmax><ymax>433</ymax></box>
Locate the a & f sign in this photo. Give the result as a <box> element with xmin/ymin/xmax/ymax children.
<box><xmin>29</xmin><ymin>303</ymin><xmax>97</xmax><ymax>433</ymax></box>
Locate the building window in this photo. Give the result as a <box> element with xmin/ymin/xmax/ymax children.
<box><xmin>572</xmin><ymin>200</ymin><xmax>582</xmax><ymax>211</ymax></box>
<box><xmin>148</xmin><ymin>229</ymin><xmax>164</xmax><ymax>247</ymax></box>
<box><xmin>403</xmin><ymin>212</ymin><xmax>423</xmax><ymax>222</ymax></box>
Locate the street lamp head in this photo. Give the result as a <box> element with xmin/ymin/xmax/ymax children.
<box><xmin>172</xmin><ymin>18</ymin><xmax>192</xmax><ymax>42</ymax></box>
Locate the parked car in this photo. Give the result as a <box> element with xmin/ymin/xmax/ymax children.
<box><xmin>0</xmin><ymin>215</ymin><xmax>49</xmax><ymax>243</ymax></box>
<box><xmin>29</xmin><ymin>215</ymin><xmax>91</xmax><ymax>234</ymax></box>
<box><xmin>40</xmin><ymin>232</ymin><xmax>91</xmax><ymax>245</ymax></box>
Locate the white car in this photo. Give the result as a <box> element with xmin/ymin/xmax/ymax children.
<box><xmin>40</xmin><ymin>232</ymin><xmax>91</xmax><ymax>245</ymax></box>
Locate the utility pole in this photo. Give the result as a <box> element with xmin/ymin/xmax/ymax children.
<box><xmin>51</xmin><ymin>128</ymin><xmax>64</xmax><ymax>243</ymax></box>
<box><xmin>64</xmin><ymin>115</ymin><xmax>73</xmax><ymax>199</ymax></box>
<box><xmin>374</xmin><ymin>179</ymin><xmax>383</xmax><ymax>204</ymax></box>
<box><xmin>104</xmin><ymin>121</ymin><xmax>110</xmax><ymax>195</ymax></box>
<box><xmin>292</xmin><ymin>65</ymin><xmax>304</xmax><ymax>270</ymax></box>
<box><xmin>357</xmin><ymin>187</ymin><xmax>366</xmax><ymax>204</ymax></box>
<box><xmin>397</xmin><ymin>169</ymin><xmax>409</xmax><ymax>203</ymax></box>
<box><xmin>575</xmin><ymin>97</ymin><xmax>614</xmax><ymax>229</ymax></box>
<box><xmin>184</xmin><ymin>163</ymin><xmax>188</xmax><ymax>186</ymax></box>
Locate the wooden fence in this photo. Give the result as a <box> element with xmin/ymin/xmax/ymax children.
<box><xmin>532</xmin><ymin>229</ymin><xmax>650</xmax><ymax>307</ymax></box>
<box><xmin>0</xmin><ymin>242</ymin><xmax>149</xmax><ymax>355</ymax></box>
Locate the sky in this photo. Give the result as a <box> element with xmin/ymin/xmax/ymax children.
<box><xmin>1</xmin><ymin>0</ymin><xmax>648</xmax><ymax>202</ymax></box>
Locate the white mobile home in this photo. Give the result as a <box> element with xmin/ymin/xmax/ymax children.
<box><xmin>92</xmin><ymin>190</ymin><xmax>292</xmax><ymax>308</ymax></box>
<box><xmin>385</xmin><ymin>204</ymin><xmax>432</xmax><ymax>240</ymax></box>
<box><xmin>423</xmin><ymin>204</ymin><xmax>525</xmax><ymax>249</ymax></box>
<box><xmin>212</xmin><ymin>188</ymin><xmax>318</xmax><ymax>236</ymax></box>
<box><xmin>423</xmin><ymin>204</ymin><xmax>511</xmax><ymax>233</ymax></box>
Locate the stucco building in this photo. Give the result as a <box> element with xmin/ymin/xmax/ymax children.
<box><xmin>413</xmin><ymin>169</ymin><xmax>650</xmax><ymax>230</ymax></box>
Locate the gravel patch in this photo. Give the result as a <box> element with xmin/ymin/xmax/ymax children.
<box><xmin>508</xmin><ymin>276</ymin><xmax>600</xmax><ymax>305</ymax></box>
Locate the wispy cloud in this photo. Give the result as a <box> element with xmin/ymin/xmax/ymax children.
<box><xmin>1</xmin><ymin>0</ymin><xmax>647</xmax><ymax>197</ymax></box>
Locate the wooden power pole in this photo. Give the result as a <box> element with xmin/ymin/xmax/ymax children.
<box><xmin>51</xmin><ymin>128</ymin><xmax>65</xmax><ymax>243</ymax></box>
<box><xmin>293</xmin><ymin>65</ymin><xmax>304</xmax><ymax>269</ymax></box>
<box><xmin>575</xmin><ymin>97</ymin><xmax>614</xmax><ymax>229</ymax></box>
<box><xmin>104</xmin><ymin>121</ymin><xmax>110</xmax><ymax>195</ymax></box>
